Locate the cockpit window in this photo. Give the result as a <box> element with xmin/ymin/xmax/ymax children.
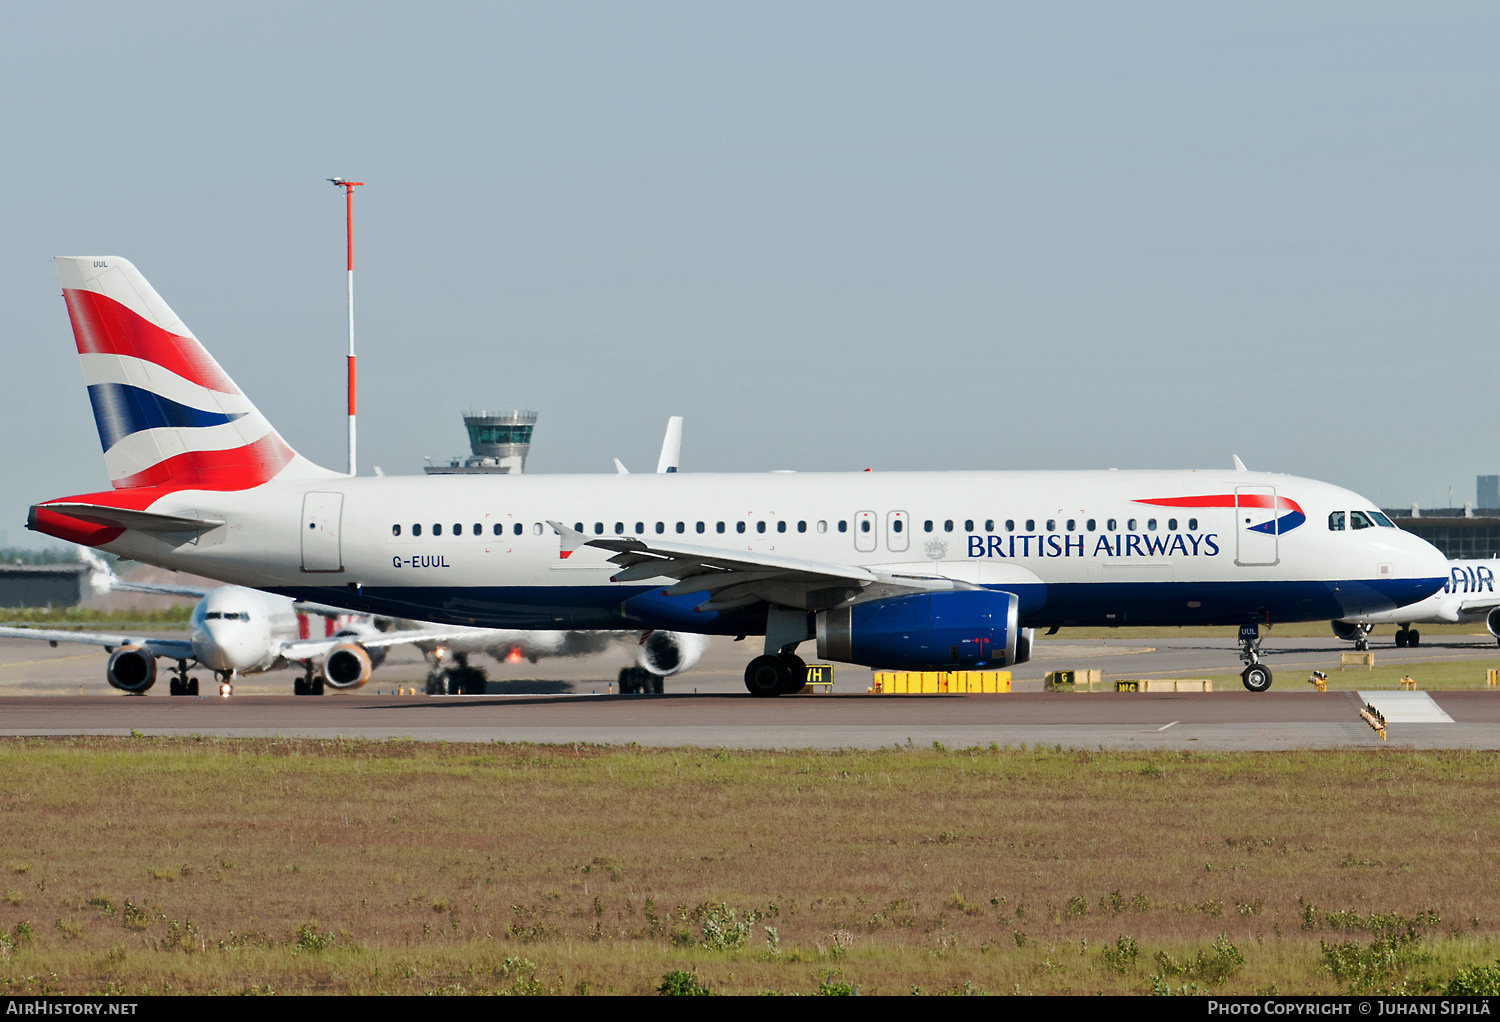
<box><xmin>1370</xmin><ymin>511</ymin><xmax>1396</xmax><ymax>528</ymax></box>
<box><xmin>1350</xmin><ymin>511</ymin><xmax>1375</xmax><ymax>530</ymax></box>
<box><xmin>204</xmin><ymin>612</ymin><xmax>220</xmax><ymax>619</ymax></box>
<box><xmin>207</xmin><ymin>612</ymin><xmax>248</xmax><ymax>621</ymax></box>
<box><xmin>1328</xmin><ymin>511</ymin><xmax>1345</xmax><ymax>531</ymax></box>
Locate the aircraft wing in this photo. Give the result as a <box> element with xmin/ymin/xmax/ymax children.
<box><xmin>107</xmin><ymin>579</ymin><xmax>213</xmax><ymax>599</ymax></box>
<box><xmin>546</xmin><ymin>521</ymin><xmax>976</xmax><ymax>611</ymax></box>
<box><xmin>1459</xmin><ymin>595</ymin><xmax>1500</xmax><ymax>614</ymax></box>
<box><xmin>278</xmin><ymin>626</ymin><xmax>492</xmax><ymax>661</ymax></box>
<box><xmin>0</xmin><ymin>626</ymin><xmax>195</xmax><ymax>661</ymax></box>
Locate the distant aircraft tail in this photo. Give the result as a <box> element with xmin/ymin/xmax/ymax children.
<box><xmin>54</xmin><ymin>256</ymin><xmax>336</xmax><ymax>490</ymax></box>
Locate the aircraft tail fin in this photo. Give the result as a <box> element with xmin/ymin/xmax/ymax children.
<box><xmin>54</xmin><ymin>256</ymin><xmax>337</xmax><ymax>491</ymax></box>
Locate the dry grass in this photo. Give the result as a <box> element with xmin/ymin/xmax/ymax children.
<box><xmin>0</xmin><ymin>736</ymin><xmax>1497</xmax><ymax>995</ymax></box>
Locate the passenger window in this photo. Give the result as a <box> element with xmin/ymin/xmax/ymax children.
<box><xmin>656</xmin><ymin>522</ymin><xmax>665</xmax><ymax>534</ymax></box>
<box><xmin>635</xmin><ymin>522</ymin><xmax>645</xmax><ymax>535</ymax></box>
<box><xmin>1167</xmin><ymin>519</ymin><xmax>1177</xmax><ymax>531</ymax></box>
<box><xmin>1006</xmin><ymin>520</ymin><xmax>1015</xmax><ymax>532</ymax></box>
<box><xmin>923</xmin><ymin>520</ymin><xmax>933</xmax><ymax>532</ymax></box>
<box><xmin>494</xmin><ymin>524</ymin><xmax>504</xmax><ymax>536</ymax></box>
<box><xmin>534</xmin><ymin>523</ymin><xmax>543</xmax><ymax>535</ymax></box>
<box><xmin>392</xmin><ymin>524</ymin><xmax>401</xmax><ymax>536</ymax></box>
<box><xmin>860</xmin><ymin>520</ymin><xmax>871</xmax><ymax>533</ymax></box>
<box><xmin>413</xmin><ymin>524</ymin><xmax>422</xmax><ymax>537</ymax></box>
<box><xmin>892</xmin><ymin>519</ymin><xmax>903</xmax><ymax>534</ymax></box>
<box><xmin>817</xmin><ymin>521</ymin><xmax>827</xmax><ymax>533</ymax></box>
<box><xmin>1025</xmin><ymin>519</ymin><xmax>1035</xmax><ymax>532</ymax></box>
<box><xmin>1046</xmin><ymin>520</ymin><xmax>1055</xmax><ymax>532</ymax></box>
<box><xmin>985</xmin><ymin>519</ymin><xmax>994</xmax><ymax>532</ymax></box>
<box><xmin>1188</xmin><ymin>518</ymin><xmax>1198</xmax><ymax>530</ymax></box>
<box><xmin>1147</xmin><ymin>519</ymin><xmax>1157</xmax><ymax>531</ymax></box>
<box><xmin>676</xmin><ymin>522</ymin><xmax>685</xmax><ymax>534</ymax></box>
<box><xmin>943</xmin><ymin>520</ymin><xmax>953</xmax><ymax>532</ymax></box>
<box><xmin>594</xmin><ymin>523</ymin><xmax>604</xmax><ymax>535</ymax></box>
<box><xmin>777</xmin><ymin>521</ymin><xmax>787</xmax><ymax>533</ymax></box>
<box><xmin>473</xmin><ymin>523</ymin><xmax>482</xmax><ymax>536</ymax></box>
<box><xmin>798</xmin><ymin>521</ymin><xmax>807</xmax><ymax>533</ymax></box>
<box><xmin>515</xmin><ymin>523</ymin><xmax>525</xmax><ymax>536</ymax></box>
<box><xmin>1127</xmin><ymin>519</ymin><xmax>1137</xmax><ymax>531</ymax></box>
<box><xmin>717</xmin><ymin>522</ymin><xmax>726</xmax><ymax>533</ymax></box>
<box><xmin>453</xmin><ymin>523</ymin><xmax>461</xmax><ymax>536</ymax></box>
<box><xmin>573</xmin><ymin>523</ymin><xmax>583</xmax><ymax>533</ymax></box>
<box><xmin>735</xmin><ymin>521</ymin><xmax>746</xmax><ymax>534</ymax></box>
<box><xmin>1350</xmin><ymin>511</ymin><xmax>1375</xmax><ymax>530</ymax></box>
<box><xmin>837</xmin><ymin>521</ymin><xmax>847</xmax><ymax>533</ymax></box>
<box><xmin>1066</xmin><ymin>519</ymin><xmax>1075</xmax><ymax>532</ymax></box>
<box><xmin>1086</xmin><ymin>519</ymin><xmax>1096</xmax><ymax>531</ymax></box>
<box><xmin>1106</xmin><ymin>519</ymin><xmax>1116</xmax><ymax>531</ymax></box>
<box><xmin>433</xmin><ymin>524</ymin><xmax>442</xmax><ymax>536</ymax></box>
<box><xmin>756</xmin><ymin>521</ymin><xmax>766</xmax><ymax>534</ymax></box>
<box><xmin>696</xmin><ymin>522</ymin><xmax>705</xmax><ymax>534</ymax></box>
<box><xmin>615</xmin><ymin>522</ymin><xmax>624</xmax><ymax>535</ymax></box>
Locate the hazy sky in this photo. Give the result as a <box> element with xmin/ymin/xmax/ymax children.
<box><xmin>2</xmin><ymin>2</ymin><xmax>1497</xmax><ymax>547</ymax></box>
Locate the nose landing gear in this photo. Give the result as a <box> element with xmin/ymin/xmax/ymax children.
<box><xmin>1239</xmin><ymin>623</ymin><xmax>1273</xmax><ymax>692</ymax></box>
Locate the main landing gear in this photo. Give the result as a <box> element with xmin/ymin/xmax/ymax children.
<box><xmin>293</xmin><ymin>660</ymin><xmax>325</xmax><ymax>696</ymax></box>
<box><xmin>617</xmin><ymin>667</ymin><xmax>664</xmax><ymax>694</ymax></box>
<box><xmin>1238</xmin><ymin>623</ymin><xmax>1273</xmax><ymax>693</ymax></box>
<box><xmin>1394</xmin><ymin>626</ymin><xmax>1421</xmax><ymax>648</ymax></box>
<box><xmin>167</xmin><ymin>659</ymin><xmax>199</xmax><ymax>697</ymax></box>
<box><xmin>744</xmin><ymin>652</ymin><xmax>807</xmax><ymax>697</ymax></box>
<box><xmin>426</xmin><ymin>654</ymin><xmax>487</xmax><ymax>695</ymax></box>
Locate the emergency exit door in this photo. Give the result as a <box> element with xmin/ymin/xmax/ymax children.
<box><xmin>301</xmin><ymin>492</ymin><xmax>344</xmax><ymax>572</ymax></box>
<box><xmin>1235</xmin><ymin>486</ymin><xmax>1279</xmax><ymax>567</ymax></box>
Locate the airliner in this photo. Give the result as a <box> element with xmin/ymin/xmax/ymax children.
<box><xmin>27</xmin><ymin>257</ymin><xmax>1451</xmax><ymax>693</ymax></box>
<box><xmin>0</xmin><ymin>549</ymin><xmax>707</xmax><ymax>695</ymax></box>
<box><xmin>1333</xmin><ymin>557</ymin><xmax>1500</xmax><ymax>650</ymax></box>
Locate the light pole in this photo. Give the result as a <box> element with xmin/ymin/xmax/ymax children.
<box><xmin>328</xmin><ymin>177</ymin><xmax>365</xmax><ymax>476</ymax></box>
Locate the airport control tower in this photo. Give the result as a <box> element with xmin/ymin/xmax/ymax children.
<box><xmin>424</xmin><ymin>409</ymin><xmax>538</xmax><ymax>475</ymax></box>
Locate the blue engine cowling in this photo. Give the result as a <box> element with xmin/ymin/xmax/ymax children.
<box><xmin>815</xmin><ymin>590</ymin><xmax>1029</xmax><ymax>670</ymax></box>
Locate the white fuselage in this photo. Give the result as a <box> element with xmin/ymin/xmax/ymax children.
<box><xmin>189</xmin><ymin>586</ymin><xmax>321</xmax><ymax>673</ymax></box>
<box><xmin>85</xmin><ymin>468</ymin><xmax>1449</xmax><ymax>634</ymax></box>
<box><xmin>1339</xmin><ymin>558</ymin><xmax>1500</xmax><ymax>627</ymax></box>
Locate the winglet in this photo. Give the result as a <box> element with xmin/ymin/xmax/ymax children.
<box><xmin>1232</xmin><ymin>455</ymin><xmax>1248</xmax><ymax>472</ymax></box>
<box><xmin>547</xmin><ymin>520</ymin><xmax>589</xmax><ymax>559</ymax></box>
<box><xmin>613</xmin><ymin>458</ymin><xmax>630</xmax><ymax>475</ymax></box>
<box><xmin>656</xmin><ymin>416</ymin><xmax>683</xmax><ymax>474</ymax></box>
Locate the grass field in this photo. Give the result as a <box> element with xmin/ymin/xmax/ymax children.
<box><xmin>1</xmin><ymin>737</ymin><xmax>1498</xmax><ymax>996</ymax></box>
<box><xmin>1190</xmin><ymin>657</ymin><xmax>1500</xmax><ymax>692</ymax></box>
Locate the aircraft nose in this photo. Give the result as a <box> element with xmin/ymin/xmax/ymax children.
<box><xmin>195</xmin><ymin>623</ymin><xmax>259</xmax><ymax>671</ymax></box>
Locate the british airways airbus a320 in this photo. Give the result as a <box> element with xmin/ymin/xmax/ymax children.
<box><xmin>27</xmin><ymin>257</ymin><xmax>1449</xmax><ymax>693</ymax></box>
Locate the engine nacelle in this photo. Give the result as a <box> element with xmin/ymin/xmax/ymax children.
<box><xmin>321</xmin><ymin>643</ymin><xmax>373</xmax><ymax>689</ymax></box>
<box><xmin>816</xmin><ymin>590</ymin><xmax>1025</xmax><ymax>670</ymax></box>
<box><xmin>1331</xmin><ymin>620</ymin><xmax>1372</xmax><ymax>642</ymax></box>
<box><xmin>332</xmin><ymin>628</ymin><xmax>387</xmax><ymax>669</ymax></box>
<box><xmin>106</xmin><ymin>646</ymin><xmax>157</xmax><ymax>693</ymax></box>
<box><xmin>1488</xmin><ymin>607</ymin><xmax>1500</xmax><ymax>640</ymax></box>
<box><xmin>637</xmin><ymin>631</ymin><xmax>709</xmax><ymax>676</ymax></box>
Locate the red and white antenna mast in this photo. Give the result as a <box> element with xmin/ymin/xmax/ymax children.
<box><xmin>327</xmin><ymin>177</ymin><xmax>365</xmax><ymax>475</ymax></box>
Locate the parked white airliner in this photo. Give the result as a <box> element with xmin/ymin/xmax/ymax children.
<box><xmin>1333</xmin><ymin>557</ymin><xmax>1500</xmax><ymax>650</ymax></box>
<box><xmin>28</xmin><ymin>257</ymin><xmax>1450</xmax><ymax>693</ymax></box>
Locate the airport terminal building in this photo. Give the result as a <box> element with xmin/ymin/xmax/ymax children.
<box><xmin>1385</xmin><ymin>508</ymin><xmax>1500</xmax><ymax>560</ymax></box>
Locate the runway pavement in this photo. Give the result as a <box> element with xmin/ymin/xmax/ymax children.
<box><xmin>2</xmin><ymin>688</ymin><xmax>1499</xmax><ymax>750</ymax></box>
<box><xmin>3</xmin><ymin>631</ymin><xmax>1498</xmax><ymax>750</ymax></box>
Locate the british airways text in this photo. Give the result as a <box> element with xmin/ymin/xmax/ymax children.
<box><xmin>967</xmin><ymin>533</ymin><xmax>1221</xmax><ymax>559</ymax></box>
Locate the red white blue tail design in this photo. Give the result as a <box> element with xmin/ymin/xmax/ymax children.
<box><xmin>55</xmin><ymin>257</ymin><xmax>333</xmax><ymax>490</ymax></box>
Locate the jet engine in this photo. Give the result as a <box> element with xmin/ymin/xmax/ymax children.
<box><xmin>1331</xmin><ymin>620</ymin><xmax>1373</xmax><ymax>642</ymax></box>
<box><xmin>320</xmin><ymin>642</ymin><xmax>373</xmax><ymax>689</ymax></box>
<box><xmin>331</xmin><ymin>627</ymin><xmax>388</xmax><ymax>669</ymax></box>
<box><xmin>1488</xmin><ymin>607</ymin><xmax>1500</xmax><ymax>641</ymax></box>
<box><xmin>106</xmin><ymin>646</ymin><xmax>157</xmax><ymax>693</ymax></box>
<box><xmin>636</xmin><ymin>630</ymin><xmax>709</xmax><ymax>676</ymax></box>
<box><xmin>815</xmin><ymin>590</ymin><xmax>1029</xmax><ymax>670</ymax></box>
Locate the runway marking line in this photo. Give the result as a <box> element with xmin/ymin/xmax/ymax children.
<box><xmin>1157</xmin><ymin>721</ymin><xmax>1180</xmax><ymax>731</ymax></box>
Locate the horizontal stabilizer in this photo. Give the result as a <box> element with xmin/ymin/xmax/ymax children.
<box><xmin>35</xmin><ymin>503</ymin><xmax>224</xmax><ymax>534</ymax></box>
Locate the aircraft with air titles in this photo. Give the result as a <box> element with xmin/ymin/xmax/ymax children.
<box><xmin>27</xmin><ymin>257</ymin><xmax>1451</xmax><ymax>693</ymax></box>
<box><xmin>1332</xmin><ymin>556</ymin><xmax>1500</xmax><ymax>651</ymax></box>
